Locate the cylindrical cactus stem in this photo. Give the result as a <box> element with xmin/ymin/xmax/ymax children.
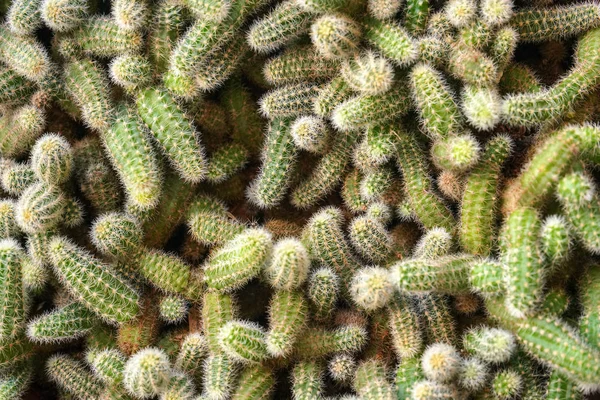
<box><xmin>431</xmin><ymin>134</ymin><xmax>480</xmax><ymax>173</ymax></box>
<box><xmin>307</xmin><ymin>267</ymin><xmax>339</xmax><ymax>321</ymax></box>
<box><xmin>196</xmin><ymin>36</ymin><xmax>249</xmax><ymax>92</ymax></box>
<box><xmin>491</xmin><ymin>369</ymin><xmax>522</xmax><ymax>400</ymax></box>
<box><xmin>137</xmin><ymin>250</ymin><xmax>203</xmax><ymax>301</ymax></box>
<box><xmin>175</xmin><ymin>332</ymin><xmax>207</xmax><ymax>381</ymax></box>
<box><xmin>247</xmin><ymin>0</ymin><xmax>313</xmax><ymax>54</ymax></box>
<box><xmin>0</xmin><ymin>66</ymin><xmax>36</xmax><ymax>107</ymax></box>
<box><xmin>510</xmin><ymin>3</ymin><xmax>600</xmax><ymax>43</ymax></box>
<box><xmin>0</xmin><ymin>239</ymin><xmax>25</xmax><ymax>341</ymax></box>
<box><xmin>303</xmin><ymin>207</ymin><xmax>361</xmax><ymax>291</ymax></box>
<box><xmin>264</xmin><ymin>46</ymin><xmax>339</xmax><ymax>86</ymax></box>
<box><xmin>202</xmin><ymin>354</ymin><xmax>238</xmax><ymax>400</ymax></box>
<box><xmin>349</xmin><ymin>267</ymin><xmax>393</xmax><ymax>311</ymax></box>
<box><xmin>290</xmin><ymin>115</ymin><xmax>330</xmax><ymax>154</ymax></box>
<box><xmin>91</xmin><ymin>212</ymin><xmax>143</xmax><ymax>261</ymax></box>
<box><xmin>448</xmin><ymin>44</ymin><xmax>498</xmax><ymax>87</ymax></box>
<box><xmin>500</xmin><ymin>207</ymin><xmax>544</xmax><ymax>318</ymax></box>
<box><xmin>458</xmin><ymin>357</ymin><xmax>488</xmax><ymax>392</ymax></box>
<box><xmin>391</xmin><ymin>254</ymin><xmax>475</xmax><ymax>294</ymax></box>
<box><xmin>158</xmin><ymin>295</ymin><xmax>188</xmax><ymax>324</ymax></box>
<box><xmin>364</xmin><ymin>17</ymin><xmax>418</xmax><ymax>67</ymax></box>
<box><xmin>502</xmin><ymin>124</ymin><xmax>600</xmax><ymax>215</ymax></box>
<box><xmin>292</xmin><ymin>361</ymin><xmax>324</xmax><ymax>399</ymax></box>
<box><xmin>87</xmin><ymin>348</ymin><xmax>126</xmax><ymax>387</ymax></box>
<box><xmin>463</xmin><ymin>326</ymin><xmax>516</xmax><ymax>364</ymax></box>
<box><xmin>7</xmin><ymin>0</ymin><xmax>43</xmax><ymax>36</ymax></box>
<box><xmin>556</xmin><ymin>171</ymin><xmax>600</xmax><ymax>254</ymax></box>
<box><xmin>418</xmin><ymin>35</ymin><xmax>449</xmax><ymax>67</ymax></box>
<box><xmin>418</xmin><ymin>293</ymin><xmax>457</xmax><ymax>345</ymax></box>
<box><xmin>266</xmin><ymin>290</ymin><xmax>307</xmax><ymax>357</ymax></box>
<box><xmin>0</xmin><ymin>200</ymin><xmax>19</xmax><ymax>240</ymax></box>
<box><xmin>291</xmin><ymin>130</ymin><xmax>359</xmax><ymax>208</ymax></box>
<box><xmin>188</xmin><ymin>211</ymin><xmax>246</xmax><ymax>247</ymax></box>
<box><xmin>348</xmin><ymin>216</ymin><xmax>392</xmax><ymax>263</ymax></box>
<box><xmin>342</xmin><ymin>169</ymin><xmax>369</xmax><ymax>213</ymax></box>
<box><xmin>63</xmin><ymin>58</ymin><xmax>113</xmax><ymax>132</ymax></box>
<box><xmin>546</xmin><ymin>370</ymin><xmax>583</xmax><ymax>400</ymax></box>
<box><xmin>112</xmin><ymin>0</ymin><xmax>149</xmax><ymax>31</ymax></box>
<box><xmin>468</xmin><ymin>258</ymin><xmax>504</xmax><ymax>298</ymax></box>
<box><xmin>421</xmin><ymin>343</ymin><xmax>461</xmax><ymax>383</ymax></box>
<box><xmin>185</xmin><ymin>0</ymin><xmax>231</xmax><ymax>21</ymax></box>
<box><xmin>404</xmin><ymin>0</ymin><xmax>430</xmax><ymax>35</ymax></box>
<box><xmin>310</xmin><ymin>15</ymin><xmax>361</xmax><ymax>60</ymax></box>
<box><xmin>499</xmin><ymin>63</ymin><xmax>541</xmax><ymax>95</ymax></box>
<box><xmin>359</xmin><ymin>165</ymin><xmax>394</xmax><ymax>201</ymax></box>
<box><xmin>161</xmin><ymin>371</ymin><xmax>195</xmax><ymax>400</ymax></box>
<box><xmin>540</xmin><ymin>215</ymin><xmax>571</xmax><ymax>269</ymax></box>
<box><xmin>31</xmin><ymin>133</ymin><xmax>73</xmax><ymax>186</ymax></box>
<box><xmin>202</xmin><ymin>292</ymin><xmax>237</xmax><ymax>353</ymax></box>
<box><xmin>395</xmin><ymin>133</ymin><xmax>456</xmax><ymax>233</ymax></box>
<box><xmin>444</xmin><ymin>0</ymin><xmax>476</xmax><ymax>27</ymax></box>
<box><xmin>489</xmin><ymin>27</ymin><xmax>519</xmax><ymax>72</ymax></box>
<box><xmin>331</xmin><ymin>83</ymin><xmax>411</xmax><ymax>131</ymax></box>
<box><xmin>265</xmin><ymin>238</ymin><xmax>310</xmax><ymax>290</ymax></box>
<box><xmin>313</xmin><ymin>75</ymin><xmax>353</xmax><ymax>117</ymax></box>
<box><xmin>0</xmin><ymin>364</ymin><xmax>32</xmax><ymax>400</ymax></box>
<box><xmin>410</xmin><ymin>63</ymin><xmax>462</xmax><ymax>139</ymax></box>
<box><xmin>459</xmin><ymin>135</ymin><xmax>512</xmax><ymax>256</ymax></box>
<box><xmin>231</xmin><ymin>364</ymin><xmax>275</xmax><ymax>400</ymax></box>
<box><xmin>362</xmin><ymin>124</ymin><xmax>401</xmax><ymax>166</ymax></box>
<box><xmin>48</xmin><ymin>236</ymin><xmax>140</xmax><ymax>324</ymax></box>
<box><xmin>26</xmin><ymin>302</ymin><xmax>98</xmax><ymax>344</ymax></box>
<box><xmin>328</xmin><ymin>353</ymin><xmax>356</xmax><ymax>383</ymax></box>
<box><xmin>502</xmin><ymin>28</ymin><xmax>600</xmax><ymax>127</ymax></box>
<box><xmin>103</xmin><ymin>105</ymin><xmax>162</xmax><ymax>210</ymax></box>
<box><xmin>480</xmin><ymin>0</ymin><xmax>513</xmax><ymax>26</ymax></box>
<box><xmin>388</xmin><ymin>294</ymin><xmax>423</xmax><ymax>359</ymax></box>
<box><xmin>72</xmin><ymin>17</ymin><xmax>143</xmax><ymax>58</ymax></box>
<box><xmin>123</xmin><ymin>348</ymin><xmax>172</xmax><ymax>398</ymax></box>
<box><xmin>79</xmin><ymin>162</ymin><xmax>123</xmax><ymax>213</ymax></box>
<box><xmin>203</xmin><ymin>228</ymin><xmax>273</xmax><ymax>292</ymax></box>
<box><xmin>109</xmin><ymin>55</ymin><xmax>152</xmax><ymax>94</ymax></box>
<box><xmin>40</xmin><ymin>0</ymin><xmax>89</xmax><ymax>32</ymax></box>
<box><xmin>206</xmin><ymin>143</ymin><xmax>248</xmax><ymax>184</ymax></box>
<box><xmin>16</xmin><ymin>182</ymin><xmax>65</xmax><ymax>234</ymax></box>
<box><xmin>1</xmin><ymin>163</ymin><xmax>35</xmax><ymax>197</ymax></box>
<box><xmin>367</xmin><ymin>0</ymin><xmax>401</xmax><ymax>19</ymax></box>
<box><xmin>353</xmin><ymin>359</ymin><xmax>394</xmax><ymax>399</ymax></box>
<box><xmin>46</xmin><ymin>354</ymin><xmax>103</xmax><ymax>400</ymax></box>
<box><xmin>247</xmin><ymin>118</ymin><xmax>298</xmax><ymax>208</ymax></box>
<box><xmin>461</xmin><ymin>85</ymin><xmax>502</xmax><ymax>131</ymax></box>
<box><xmin>295</xmin><ymin>324</ymin><xmax>367</xmax><ymax>358</ymax></box>
<box><xmin>220</xmin><ymin>80</ymin><xmax>264</xmax><ymax>155</ymax></box>
<box><xmin>413</xmin><ymin>227</ymin><xmax>452</xmax><ymax>259</ymax></box>
<box><xmin>395</xmin><ymin>358</ymin><xmax>424</xmax><ymax>399</ymax></box>
<box><xmin>457</xmin><ymin>20</ymin><xmax>492</xmax><ymax>49</ymax></box>
<box><xmin>136</xmin><ymin>87</ymin><xmax>207</xmax><ymax>183</ymax></box>
<box><xmin>487</xmin><ymin>298</ymin><xmax>600</xmax><ymax>392</ymax></box>
<box><xmin>218</xmin><ymin>320</ymin><xmax>269</xmax><ymax>363</ymax></box>
<box><xmin>341</xmin><ymin>51</ymin><xmax>394</xmax><ymax>95</ymax></box>
<box><xmin>259</xmin><ymin>83</ymin><xmax>321</xmax><ymax>119</ymax></box>
<box><xmin>0</xmin><ymin>105</ymin><xmax>46</xmax><ymax>158</ymax></box>
<box><xmin>146</xmin><ymin>0</ymin><xmax>187</xmax><ymax>75</ymax></box>
<box><xmin>0</xmin><ymin>26</ymin><xmax>51</xmax><ymax>83</ymax></box>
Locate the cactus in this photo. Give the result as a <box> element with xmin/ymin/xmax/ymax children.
<box><xmin>202</xmin><ymin>353</ymin><xmax>237</xmax><ymax>400</ymax></box>
<box><xmin>48</xmin><ymin>236</ymin><xmax>140</xmax><ymax>324</ymax></box>
<box><xmin>266</xmin><ymin>290</ymin><xmax>307</xmax><ymax>356</ymax></box>
<box><xmin>307</xmin><ymin>267</ymin><xmax>339</xmax><ymax>320</ymax></box>
<box><xmin>27</xmin><ymin>302</ymin><xmax>98</xmax><ymax>343</ymax></box>
<box><xmin>458</xmin><ymin>358</ymin><xmax>488</xmax><ymax>392</ymax></box>
<box><xmin>265</xmin><ymin>238</ymin><xmax>310</xmax><ymax>290</ymax></box>
<box><xmin>31</xmin><ymin>133</ymin><xmax>73</xmax><ymax>186</ymax></box>
<box><xmin>0</xmin><ymin>26</ymin><xmax>50</xmax><ymax>83</ymax></box>
<box><xmin>328</xmin><ymin>353</ymin><xmax>355</xmax><ymax>383</ymax></box>
<box><xmin>421</xmin><ymin>343</ymin><xmax>462</xmax><ymax>383</ymax></box>
<box><xmin>311</xmin><ymin>14</ymin><xmax>361</xmax><ymax>60</ymax></box>
<box><xmin>350</xmin><ymin>266</ymin><xmax>393</xmax><ymax>311</ymax></box>
<box><xmin>0</xmin><ymin>239</ymin><xmax>25</xmax><ymax>340</ymax></box>
<box><xmin>218</xmin><ymin>320</ymin><xmax>269</xmax><ymax>363</ymax></box>
<box><xmin>16</xmin><ymin>182</ymin><xmax>65</xmax><ymax>234</ymax></box>
<box><xmin>136</xmin><ymin>87</ymin><xmax>207</xmax><ymax>183</ymax></box>
<box><xmin>109</xmin><ymin>55</ymin><xmax>152</xmax><ymax>94</ymax></box>
<box><xmin>459</xmin><ymin>135</ymin><xmax>512</xmax><ymax>256</ymax></box>
<box><xmin>405</xmin><ymin>0</ymin><xmax>430</xmax><ymax>35</ymax></box>
<box><xmin>247</xmin><ymin>1</ymin><xmax>312</xmax><ymax>54</ymax></box>
<box><xmin>291</xmin><ymin>130</ymin><xmax>359</xmax><ymax>208</ymax></box>
<box><xmin>159</xmin><ymin>295</ymin><xmax>188</xmax><ymax>324</ymax></box>
<box><xmin>46</xmin><ymin>354</ymin><xmax>103</xmax><ymax>400</ymax></box>
<box><xmin>112</xmin><ymin>0</ymin><xmax>149</xmax><ymax>31</ymax></box>
<box><xmin>1</xmin><ymin>163</ymin><xmax>36</xmax><ymax>197</ymax></box>
<box><xmin>88</xmin><ymin>348</ymin><xmax>126</xmax><ymax>386</ymax></box>
<box><xmin>290</xmin><ymin>115</ymin><xmax>330</xmax><ymax>153</ymax></box>
<box><xmin>0</xmin><ymin>200</ymin><xmax>19</xmax><ymax>239</ymax></box>
<box><xmin>445</xmin><ymin>0</ymin><xmax>476</xmax><ymax>28</ymax></box>
<box><xmin>41</xmin><ymin>0</ymin><xmax>88</xmax><ymax>32</ymax></box>
<box><xmin>463</xmin><ymin>326</ymin><xmax>516</xmax><ymax>364</ymax></box>
<box><xmin>431</xmin><ymin>134</ymin><xmax>480</xmax><ymax>173</ymax></box>
<box><xmin>364</xmin><ymin>17</ymin><xmax>418</xmax><ymax>66</ymax></box>
<box><xmin>123</xmin><ymin>348</ymin><xmax>172</xmax><ymax>398</ymax></box>
<box><xmin>72</xmin><ymin>17</ymin><xmax>143</xmax><ymax>58</ymax></box>
<box><xmin>354</xmin><ymin>359</ymin><xmax>394</xmax><ymax>399</ymax></box>
<box><xmin>500</xmin><ymin>207</ymin><xmax>544</xmax><ymax>318</ymax></box>
<box><xmin>294</xmin><ymin>324</ymin><xmax>367</xmax><ymax>358</ymax></box>
<box><xmin>412</xmin><ymin>380</ymin><xmax>460</xmax><ymax>400</ymax></box>
<box><xmin>292</xmin><ymin>361</ymin><xmax>323</xmax><ymax>399</ymax></box>
<box><xmin>461</xmin><ymin>86</ymin><xmax>502</xmax><ymax>131</ymax></box>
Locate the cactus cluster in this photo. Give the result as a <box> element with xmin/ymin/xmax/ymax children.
<box><xmin>1</xmin><ymin>0</ymin><xmax>600</xmax><ymax>398</ymax></box>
